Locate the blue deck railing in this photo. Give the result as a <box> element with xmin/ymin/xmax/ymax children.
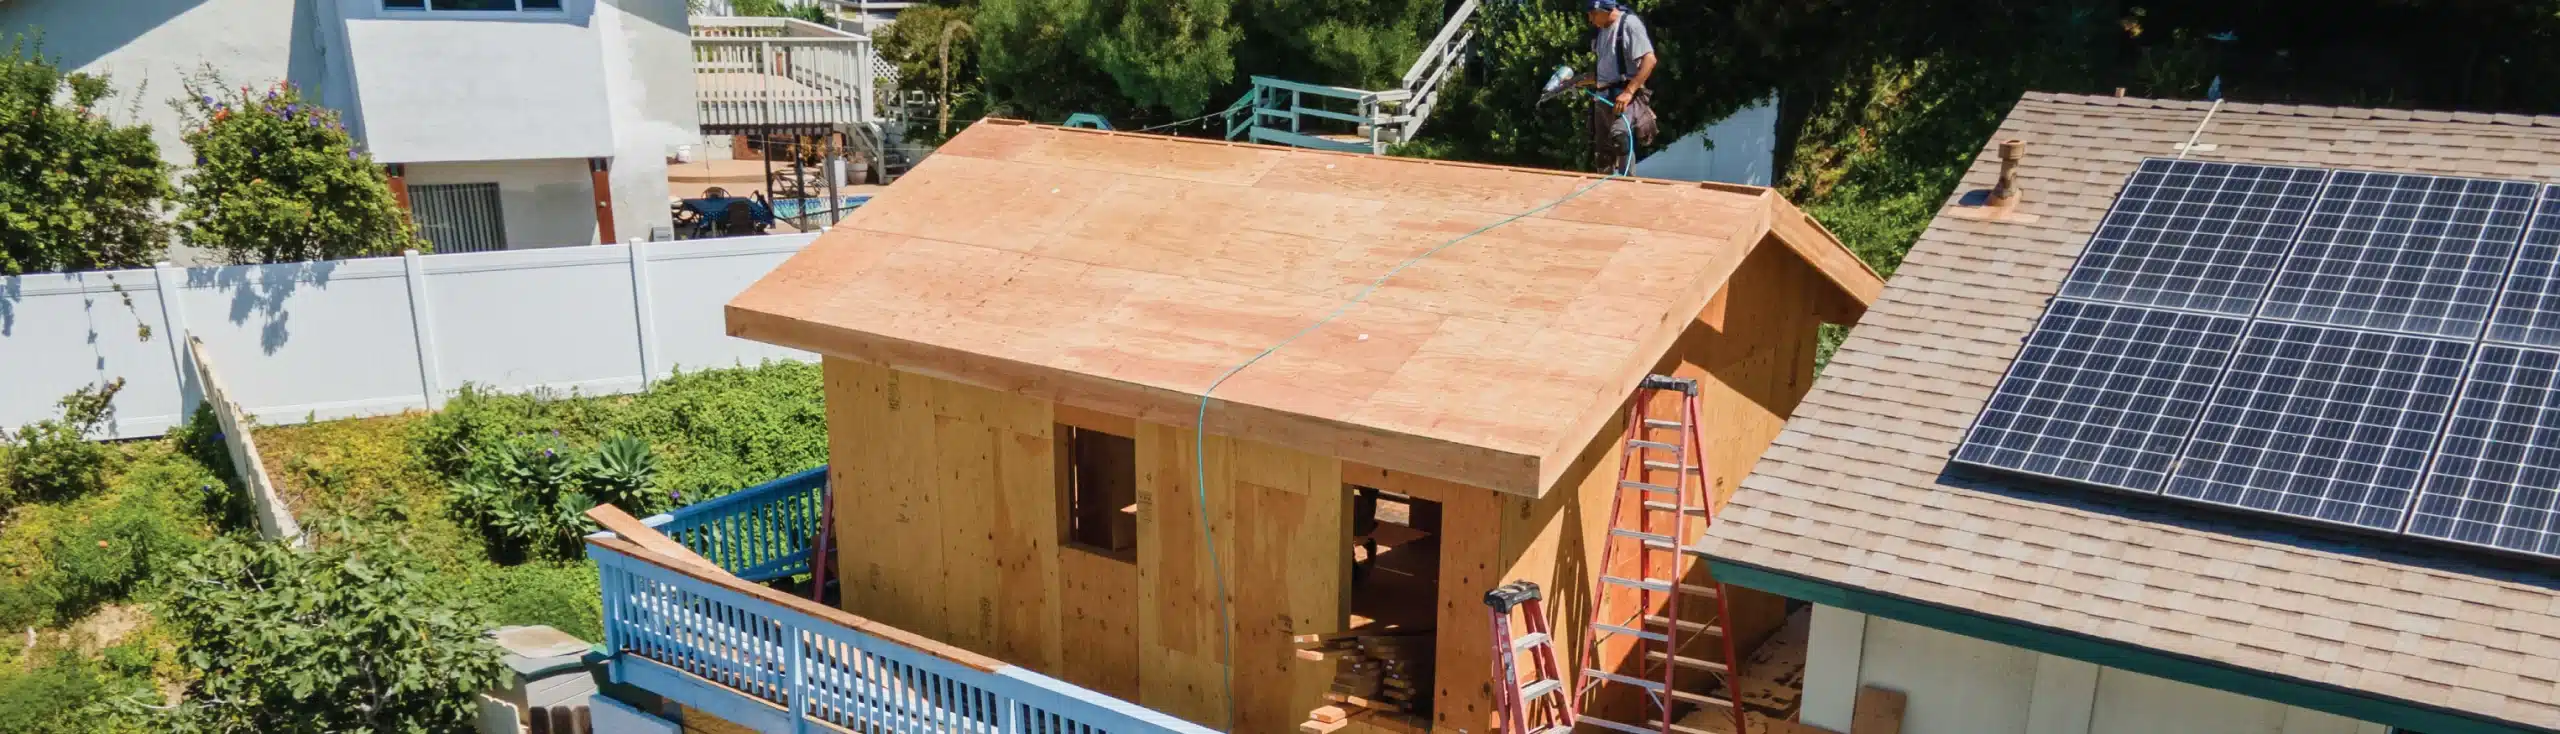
<box><xmin>594</xmin><ymin>468</ymin><xmax>1216</xmax><ymax>734</ymax></box>
<box><xmin>644</xmin><ymin>466</ymin><xmax>829</xmax><ymax>583</ymax></box>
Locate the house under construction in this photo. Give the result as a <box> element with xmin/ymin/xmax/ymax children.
<box><xmin>588</xmin><ymin>118</ymin><xmax>1882</xmax><ymax>734</ymax></box>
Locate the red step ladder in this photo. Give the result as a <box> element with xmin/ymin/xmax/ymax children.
<box><xmin>1576</xmin><ymin>375</ymin><xmax>1747</xmax><ymax>734</ymax></box>
<box><xmin>1487</xmin><ymin>581</ymin><xmax>1575</xmax><ymax>734</ymax></box>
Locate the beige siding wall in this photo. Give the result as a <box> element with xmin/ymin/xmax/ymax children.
<box><xmin>1806</xmin><ymin>612</ymin><xmax>2393</xmax><ymax>734</ymax></box>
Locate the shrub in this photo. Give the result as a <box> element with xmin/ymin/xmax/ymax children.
<box><xmin>173</xmin><ymin>77</ymin><xmax>421</xmax><ymax>264</ymax></box>
<box><xmin>449</xmin><ymin>432</ymin><xmax>662</xmax><ymax>560</ymax></box>
<box><xmin>408</xmin><ymin>384</ymin><xmax>553</xmax><ymax>480</ymax></box>
<box><xmin>163</xmin><ymin>402</ymin><xmax>250</xmax><ymax>530</ymax></box>
<box><xmin>0</xmin><ymin>36</ymin><xmax>173</xmax><ymax>275</ymax></box>
<box><xmin>0</xmin><ymin>650</ymin><xmax>120</xmax><ymax>734</ymax></box>
<box><xmin>599</xmin><ymin>361</ymin><xmax>825</xmax><ymax>502</ymax></box>
<box><xmin>457</xmin><ymin>562</ymin><xmax>603</xmax><ymax>642</ymax></box>
<box><xmin>410</xmin><ymin>362</ymin><xmax>824</xmax><ymax>508</ymax></box>
<box><xmin>0</xmin><ymin>441</ymin><xmax>216</xmax><ymax>629</ymax></box>
<box><xmin>1</xmin><ymin>379</ymin><xmax>125</xmax><ymax>509</ymax></box>
<box><xmin>47</xmin><ymin>488</ymin><xmax>208</xmax><ymax>620</ymax></box>
<box><xmin>159</xmin><ymin>526</ymin><xmax>506</xmax><ymax>732</ymax></box>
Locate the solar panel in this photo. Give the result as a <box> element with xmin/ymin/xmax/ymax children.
<box><xmin>2164</xmin><ymin>322</ymin><xmax>2471</xmax><ymax>531</ymax></box>
<box><xmin>2257</xmin><ymin>170</ymin><xmax>2537</xmax><ymax>338</ymax></box>
<box><xmin>1955</xmin><ymin>300</ymin><xmax>2247</xmax><ymax>493</ymax></box>
<box><xmin>2485</xmin><ymin>185</ymin><xmax>2560</xmax><ymax>348</ymax></box>
<box><xmin>2408</xmin><ymin>344</ymin><xmax>2560</xmax><ymax>558</ymax></box>
<box><xmin>2058</xmin><ymin>159</ymin><xmax>2327</xmax><ymax>315</ymax></box>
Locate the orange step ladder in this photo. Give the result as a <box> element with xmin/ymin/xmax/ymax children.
<box><xmin>1487</xmin><ymin>581</ymin><xmax>1575</xmax><ymax>733</ymax></box>
<box><xmin>1576</xmin><ymin>375</ymin><xmax>1747</xmax><ymax>734</ymax></box>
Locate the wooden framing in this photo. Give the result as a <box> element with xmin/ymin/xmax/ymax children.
<box><xmin>812</xmin><ymin>238</ymin><xmax>1840</xmax><ymax>732</ymax></box>
<box><xmin>750</xmin><ymin>119</ymin><xmax>1879</xmax><ymax>733</ymax></box>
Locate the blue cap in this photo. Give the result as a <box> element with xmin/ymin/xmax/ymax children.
<box><xmin>1588</xmin><ymin>0</ymin><xmax>1618</xmax><ymax>10</ymax></box>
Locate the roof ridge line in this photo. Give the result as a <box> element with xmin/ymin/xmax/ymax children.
<box><xmin>2022</xmin><ymin>90</ymin><xmax>2560</xmax><ymax>129</ymax></box>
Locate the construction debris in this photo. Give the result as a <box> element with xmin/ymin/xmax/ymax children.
<box><xmin>1738</xmin><ymin>606</ymin><xmax>1813</xmax><ymax>718</ymax></box>
<box><xmin>1296</xmin><ymin>631</ymin><xmax>1433</xmax><ymax>726</ymax></box>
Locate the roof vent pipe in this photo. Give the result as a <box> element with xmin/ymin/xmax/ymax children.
<box><xmin>1988</xmin><ymin>139</ymin><xmax>2026</xmax><ymax>209</ymax></box>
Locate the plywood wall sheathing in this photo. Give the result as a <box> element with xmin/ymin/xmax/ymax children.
<box><xmin>830</xmin><ymin>357</ymin><xmax>1345</xmax><ymax>733</ymax></box>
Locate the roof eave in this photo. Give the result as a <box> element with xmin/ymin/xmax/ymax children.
<box><xmin>725</xmin><ymin>302</ymin><xmax>1550</xmax><ymax>496</ymax></box>
<box><xmin>1705</xmin><ymin>557</ymin><xmax>2556</xmax><ymax>734</ymax></box>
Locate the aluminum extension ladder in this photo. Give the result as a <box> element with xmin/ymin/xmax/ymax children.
<box><xmin>1576</xmin><ymin>375</ymin><xmax>1747</xmax><ymax>734</ymax></box>
<box><xmin>1487</xmin><ymin>580</ymin><xmax>1575</xmax><ymax>733</ymax></box>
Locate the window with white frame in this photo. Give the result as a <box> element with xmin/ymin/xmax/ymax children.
<box><xmin>383</xmin><ymin>0</ymin><xmax>563</xmax><ymax>11</ymax></box>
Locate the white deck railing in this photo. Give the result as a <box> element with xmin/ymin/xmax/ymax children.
<box><xmin>590</xmin><ymin>525</ymin><xmax>1216</xmax><ymax>733</ymax></box>
<box><xmin>691</xmin><ymin>17</ymin><xmax>882</xmax><ymax>130</ymax></box>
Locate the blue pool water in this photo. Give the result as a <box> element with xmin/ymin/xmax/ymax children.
<box><xmin>770</xmin><ymin>195</ymin><xmax>872</xmax><ymax>220</ymax></box>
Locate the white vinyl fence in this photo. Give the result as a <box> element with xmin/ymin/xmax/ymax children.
<box><xmin>0</xmin><ymin>233</ymin><xmax>822</xmax><ymax>439</ymax></box>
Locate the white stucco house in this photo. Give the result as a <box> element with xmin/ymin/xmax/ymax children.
<box><xmin>0</xmin><ymin>0</ymin><xmax>698</xmax><ymax>255</ymax></box>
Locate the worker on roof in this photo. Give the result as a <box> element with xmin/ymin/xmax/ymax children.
<box><xmin>1577</xmin><ymin>0</ymin><xmax>1658</xmax><ymax>174</ymax></box>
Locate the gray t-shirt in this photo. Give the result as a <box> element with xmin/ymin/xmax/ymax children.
<box><xmin>1594</xmin><ymin>12</ymin><xmax>1655</xmax><ymax>87</ymax></box>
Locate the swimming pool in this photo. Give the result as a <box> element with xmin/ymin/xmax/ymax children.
<box><xmin>769</xmin><ymin>195</ymin><xmax>872</xmax><ymax>220</ymax></box>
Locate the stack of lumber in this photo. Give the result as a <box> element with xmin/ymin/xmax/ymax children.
<box><xmin>1297</xmin><ymin>704</ymin><xmax>1365</xmax><ymax>734</ymax></box>
<box><xmin>1292</xmin><ymin>630</ymin><xmax>1432</xmax><ymax>729</ymax></box>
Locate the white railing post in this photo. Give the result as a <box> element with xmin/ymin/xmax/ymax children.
<box><xmin>786</xmin><ymin>624</ymin><xmax>811</xmax><ymax>734</ymax></box>
<box><xmin>402</xmin><ymin>249</ymin><xmax>445</xmax><ymax>410</ymax></box>
<box><xmin>627</xmin><ymin>238</ymin><xmax>660</xmax><ymax>388</ymax></box>
<box><xmin>856</xmin><ymin>37</ymin><xmax>877</xmax><ymax>124</ymax></box>
<box><xmin>152</xmin><ymin>261</ymin><xmax>196</xmax><ymax>418</ymax></box>
<box><xmin>760</xmin><ymin>40</ymin><xmax>776</xmax><ymax>130</ymax></box>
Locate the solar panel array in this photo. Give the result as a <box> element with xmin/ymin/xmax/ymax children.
<box><xmin>2257</xmin><ymin>171</ymin><xmax>2536</xmax><ymax>338</ymax></box>
<box><xmin>1954</xmin><ymin>301</ymin><xmax>2244</xmax><ymax>491</ymax></box>
<box><xmin>1957</xmin><ymin>157</ymin><xmax>2560</xmax><ymax>560</ymax></box>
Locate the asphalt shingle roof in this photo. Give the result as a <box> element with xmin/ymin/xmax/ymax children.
<box><xmin>1697</xmin><ymin>91</ymin><xmax>2560</xmax><ymax>731</ymax></box>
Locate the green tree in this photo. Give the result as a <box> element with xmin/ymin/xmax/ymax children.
<box><xmin>733</xmin><ymin>0</ymin><xmax>834</xmax><ymax>23</ymax></box>
<box><xmin>1389</xmin><ymin>0</ymin><xmax>1590</xmax><ymax>167</ymax></box>
<box><xmin>174</xmin><ymin>79</ymin><xmax>421</xmax><ymax>264</ymax></box>
<box><xmin>877</xmin><ymin>3</ymin><xmax>987</xmax><ymax>142</ymax></box>
<box><xmin>0</xmin><ymin>36</ymin><xmax>173</xmax><ymax>275</ymax></box>
<box><xmin>976</xmin><ymin>0</ymin><xmax>1241</xmax><ymax>122</ymax></box>
<box><xmin>1235</xmin><ymin>0</ymin><xmax>1439</xmax><ymax>90</ymax></box>
<box><xmin>159</xmin><ymin>526</ymin><xmax>506</xmax><ymax>733</ymax></box>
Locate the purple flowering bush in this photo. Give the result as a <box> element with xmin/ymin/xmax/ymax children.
<box><xmin>173</xmin><ymin>78</ymin><xmax>421</xmax><ymax>263</ymax></box>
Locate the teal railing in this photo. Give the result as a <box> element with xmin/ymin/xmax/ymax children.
<box><xmin>644</xmin><ymin>466</ymin><xmax>828</xmax><ymax>583</ymax></box>
<box><xmin>1220</xmin><ymin>0</ymin><xmax>1475</xmax><ymax>154</ymax></box>
<box><xmin>595</xmin><ymin>468</ymin><xmax>1217</xmax><ymax>733</ymax></box>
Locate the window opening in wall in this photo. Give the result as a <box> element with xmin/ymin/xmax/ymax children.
<box><xmin>409</xmin><ymin>182</ymin><xmax>508</xmax><ymax>254</ymax></box>
<box><xmin>1323</xmin><ymin>485</ymin><xmax>1440</xmax><ymax>723</ymax></box>
<box><xmin>384</xmin><ymin>0</ymin><xmax>563</xmax><ymax>11</ymax></box>
<box><xmin>1057</xmin><ymin>424</ymin><xmax>1136</xmax><ymax>561</ymax></box>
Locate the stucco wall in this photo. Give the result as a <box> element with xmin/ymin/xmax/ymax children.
<box><xmin>0</xmin><ymin>0</ymin><xmax>328</xmax><ymax>164</ymax></box>
<box><xmin>406</xmin><ymin>159</ymin><xmax>600</xmax><ymax>248</ymax></box>
<box><xmin>1801</xmin><ymin>608</ymin><xmax>2394</xmax><ymax>734</ymax></box>
<box><xmin>335</xmin><ymin>0</ymin><xmax>616</xmax><ymax>162</ymax></box>
<box><xmin>598</xmin><ymin>0</ymin><xmax>690</xmax><ymax>242</ymax></box>
<box><xmin>0</xmin><ymin>0</ymin><xmax>685</xmax><ymax>253</ymax></box>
